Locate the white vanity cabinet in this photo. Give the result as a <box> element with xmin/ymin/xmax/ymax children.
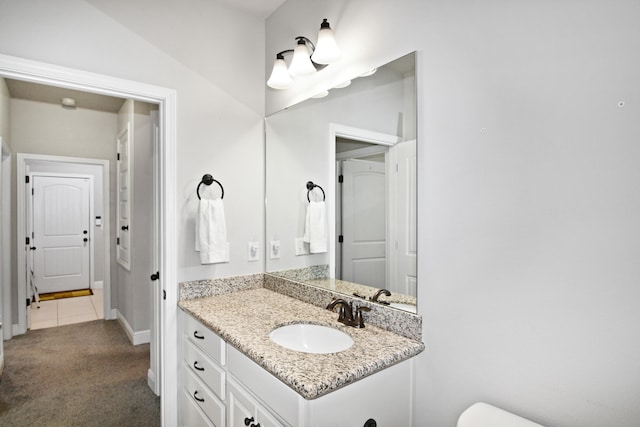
<box><xmin>179</xmin><ymin>310</ymin><xmax>414</xmax><ymax>427</ymax></box>
<box><xmin>180</xmin><ymin>312</ymin><xmax>227</xmax><ymax>427</ymax></box>
<box><xmin>227</xmin><ymin>375</ymin><xmax>286</xmax><ymax>427</ymax></box>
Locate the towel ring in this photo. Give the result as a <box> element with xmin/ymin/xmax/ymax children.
<box><xmin>306</xmin><ymin>181</ymin><xmax>325</xmax><ymax>202</ymax></box>
<box><xmin>197</xmin><ymin>174</ymin><xmax>224</xmax><ymax>200</ymax></box>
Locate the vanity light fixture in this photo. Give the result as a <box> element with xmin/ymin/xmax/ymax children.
<box><xmin>333</xmin><ymin>80</ymin><xmax>351</xmax><ymax>89</ymax></box>
<box><xmin>311</xmin><ymin>90</ymin><xmax>329</xmax><ymax>98</ymax></box>
<box><xmin>267</xmin><ymin>18</ymin><xmax>341</xmax><ymax>90</ymax></box>
<box><xmin>61</xmin><ymin>97</ymin><xmax>76</xmax><ymax>108</ymax></box>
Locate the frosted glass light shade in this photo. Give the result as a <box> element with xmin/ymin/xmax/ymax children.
<box><xmin>311</xmin><ymin>19</ymin><xmax>341</xmax><ymax>64</ymax></box>
<box><xmin>267</xmin><ymin>57</ymin><xmax>293</xmax><ymax>89</ymax></box>
<box><xmin>289</xmin><ymin>40</ymin><xmax>316</xmax><ymax>77</ymax></box>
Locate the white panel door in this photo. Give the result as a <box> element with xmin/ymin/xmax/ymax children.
<box><xmin>394</xmin><ymin>139</ymin><xmax>417</xmax><ymax>295</ymax></box>
<box><xmin>32</xmin><ymin>176</ymin><xmax>90</xmax><ymax>294</ymax></box>
<box><xmin>341</xmin><ymin>159</ymin><xmax>386</xmax><ymax>288</ymax></box>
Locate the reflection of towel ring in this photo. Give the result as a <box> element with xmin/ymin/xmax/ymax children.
<box><xmin>306</xmin><ymin>181</ymin><xmax>325</xmax><ymax>202</ymax></box>
<box><xmin>197</xmin><ymin>174</ymin><xmax>224</xmax><ymax>200</ymax></box>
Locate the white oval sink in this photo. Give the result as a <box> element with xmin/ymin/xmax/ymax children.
<box><xmin>269</xmin><ymin>324</ymin><xmax>354</xmax><ymax>354</ymax></box>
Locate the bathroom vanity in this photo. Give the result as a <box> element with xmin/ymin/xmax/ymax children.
<box><xmin>177</xmin><ymin>282</ymin><xmax>424</xmax><ymax>427</ymax></box>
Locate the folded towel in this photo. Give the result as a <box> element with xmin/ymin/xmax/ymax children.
<box><xmin>303</xmin><ymin>200</ymin><xmax>327</xmax><ymax>253</ymax></box>
<box><xmin>195</xmin><ymin>199</ymin><xmax>229</xmax><ymax>264</ymax></box>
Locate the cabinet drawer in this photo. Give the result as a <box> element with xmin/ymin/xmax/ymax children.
<box><xmin>183</xmin><ymin>313</ymin><xmax>226</xmax><ymax>365</ymax></box>
<box><xmin>181</xmin><ymin>388</ymin><xmax>216</xmax><ymax>427</ymax></box>
<box><xmin>184</xmin><ymin>367</ymin><xmax>225</xmax><ymax>427</ymax></box>
<box><xmin>184</xmin><ymin>338</ymin><xmax>225</xmax><ymax>399</ymax></box>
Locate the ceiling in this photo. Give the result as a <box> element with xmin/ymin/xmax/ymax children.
<box><xmin>6</xmin><ymin>79</ymin><xmax>127</xmax><ymax>113</ymax></box>
<box><xmin>4</xmin><ymin>0</ymin><xmax>288</xmax><ymax>111</ymax></box>
<box><xmin>220</xmin><ymin>0</ymin><xmax>286</xmax><ymax>18</ymax></box>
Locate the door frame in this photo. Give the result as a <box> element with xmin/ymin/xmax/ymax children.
<box><xmin>26</xmin><ymin>170</ymin><xmax>95</xmax><ymax>300</ymax></box>
<box><xmin>1</xmin><ymin>139</ymin><xmax>11</xmax><ymax>342</ymax></box>
<box><xmin>0</xmin><ymin>53</ymin><xmax>178</xmax><ymax>425</ymax></box>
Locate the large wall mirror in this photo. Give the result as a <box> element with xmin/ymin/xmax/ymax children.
<box><xmin>265</xmin><ymin>52</ymin><xmax>417</xmax><ymax>313</ymax></box>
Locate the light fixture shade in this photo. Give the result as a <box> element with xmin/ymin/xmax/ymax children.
<box><xmin>311</xmin><ymin>19</ymin><xmax>341</xmax><ymax>64</ymax></box>
<box><xmin>267</xmin><ymin>56</ymin><xmax>293</xmax><ymax>89</ymax></box>
<box><xmin>289</xmin><ymin>40</ymin><xmax>316</xmax><ymax>77</ymax></box>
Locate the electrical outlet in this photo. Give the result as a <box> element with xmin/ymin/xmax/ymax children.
<box><xmin>247</xmin><ymin>241</ymin><xmax>259</xmax><ymax>261</ymax></box>
<box><xmin>270</xmin><ymin>240</ymin><xmax>281</xmax><ymax>259</ymax></box>
<box><xmin>294</xmin><ymin>238</ymin><xmax>310</xmax><ymax>256</ymax></box>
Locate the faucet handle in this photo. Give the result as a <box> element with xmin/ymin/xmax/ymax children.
<box><xmin>354</xmin><ymin>306</ymin><xmax>371</xmax><ymax>328</ymax></box>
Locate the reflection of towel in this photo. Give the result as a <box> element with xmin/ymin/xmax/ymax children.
<box><xmin>303</xmin><ymin>201</ymin><xmax>327</xmax><ymax>253</ymax></box>
<box><xmin>195</xmin><ymin>199</ymin><xmax>229</xmax><ymax>264</ymax></box>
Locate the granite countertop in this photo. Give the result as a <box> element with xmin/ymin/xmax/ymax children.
<box><xmin>178</xmin><ymin>288</ymin><xmax>424</xmax><ymax>400</ymax></box>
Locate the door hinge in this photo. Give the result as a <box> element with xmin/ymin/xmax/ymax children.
<box><xmin>25</xmin><ymin>175</ymin><xmax>30</xmax><ymax>183</ymax></box>
<box><xmin>117</xmin><ymin>153</ymin><xmax>120</xmax><ymax>161</ymax></box>
<box><xmin>26</xmin><ymin>237</ymin><xmax>30</xmax><ymax>245</ymax></box>
<box><xmin>163</xmin><ymin>290</ymin><xmax>166</xmax><ymax>300</ymax></box>
<box><xmin>116</xmin><ymin>237</ymin><xmax>120</xmax><ymax>245</ymax></box>
<box><xmin>338</xmin><ymin>174</ymin><xmax>344</xmax><ymax>183</ymax></box>
<box><xmin>338</xmin><ymin>235</ymin><xmax>344</xmax><ymax>243</ymax></box>
<box><xmin>32</xmin><ymin>188</ymin><xmax>34</xmax><ymax>196</ymax></box>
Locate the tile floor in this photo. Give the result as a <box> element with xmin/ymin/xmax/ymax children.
<box><xmin>29</xmin><ymin>288</ymin><xmax>104</xmax><ymax>330</ymax></box>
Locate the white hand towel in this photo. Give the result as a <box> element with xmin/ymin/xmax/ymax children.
<box><xmin>195</xmin><ymin>199</ymin><xmax>229</xmax><ymax>264</ymax></box>
<box><xmin>303</xmin><ymin>200</ymin><xmax>328</xmax><ymax>253</ymax></box>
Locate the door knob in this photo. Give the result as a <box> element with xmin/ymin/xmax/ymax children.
<box><xmin>83</xmin><ymin>238</ymin><xmax>88</xmax><ymax>242</ymax></box>
<box><xmin>121</xmin><ymin>225</ymin><xmax>129</xmax><ymax>231</ymax></box>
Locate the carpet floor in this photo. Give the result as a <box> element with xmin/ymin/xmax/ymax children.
<box><xmin>0</xmin><ymin>320</ymin><xmax>160</xmax><ymax>426</ymax></box>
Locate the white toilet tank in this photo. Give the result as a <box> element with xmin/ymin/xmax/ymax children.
<box><xmin>458</xmin><ymin>402</ymin><xmax>544</xmax><ymax>427</ymax></box>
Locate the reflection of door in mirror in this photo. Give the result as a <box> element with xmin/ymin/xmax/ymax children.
<box><xmin>338</xmin><ymin>157</ymin><xmax>387</xmax><ymax>288</ymax></box>
<box><xmin>391</xmin><ymin>139</ymin><xmax>417</xmax><ymax>297</ymax></box>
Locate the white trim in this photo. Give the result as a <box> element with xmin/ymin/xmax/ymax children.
<box><xmin>116</xmin><ymin>309</ymin><xmax>151</xmax><ymax>345</ymax></box>
<box><xmin>1</xmin><ymin>140</ymin><xmax>12</xmax><ymax>341</ymax></box>
<box><xmin>93</xmin><ymin>280</ymin><xmax>104</xmax><ymax>289</ymax></box>
<box><xmin>0</xmin><ymin>53</ymin><xmax>178</xmax><ymax>426</ymax></box>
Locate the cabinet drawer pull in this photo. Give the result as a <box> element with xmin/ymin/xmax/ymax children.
<box><xmin>193</xmin><ymin>390</ymin><xmax>204</xmax><ymax>402</ymax></box>
<box><xmin>193</xmin><ymin>361</ymin><xmax>205</xmax><ymax>371</ymax></box>
<box><xmin>244</xmin><ymin>417</ymin><xmax>254</xmax><ymax>426</ymax></box>
<box><xmin>193</xmin><ymin>331</ymin><xmax>205</xmax><ymax>340</ymax></box>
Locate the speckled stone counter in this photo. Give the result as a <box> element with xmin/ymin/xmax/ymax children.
<box><xmin>178</xmin><ymin>288</ymin><xmax>424</xmax><ymax>400</ymax></box>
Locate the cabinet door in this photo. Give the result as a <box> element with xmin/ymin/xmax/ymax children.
<box><xmin>227</xmin><ymin>376</ymin><xmax>285</xmax><ymax>427</ymax></box>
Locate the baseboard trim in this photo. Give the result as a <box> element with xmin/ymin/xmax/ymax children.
<box><xmin>115</xmin><ymin>309</ymin><xmax>150</xmax><ymax>346</ymax></box>
<box><xmin>93</xmin><ymin>280</ymin><xmax>104</xmax><ymax>289</ymax></box>
<box><xmin>147</xmin><ymin>368</ymin><xmax>159</xmax><ymax>396</ymax></box>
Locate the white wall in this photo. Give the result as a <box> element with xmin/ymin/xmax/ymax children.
<box><xmin>0</xmin><ymin>0</ymin><xmax>266</xmax><ymax>283</ymax></box>
<box><xmin>267</xmin><ymin>1</ymin><xmax>640</xmax><ymax>426</ymax></box>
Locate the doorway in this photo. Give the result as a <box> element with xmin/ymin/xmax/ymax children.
<box><xmin>0</xmin><ymin>54</ymin><xmax>178</xmax><ymax>424</ymax></box>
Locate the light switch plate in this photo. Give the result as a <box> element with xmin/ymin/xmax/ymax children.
<box><xmin>294</xmin><ymin>238</ymin><xmax>310</xmax><ymax>256</ymax></box>
<box><xmin>247</xmin><ymin>241</ymin><xmax>259</xmax><ymax>261</ymax></box>
<box><xmin>270</xmin><ymin>240</ymin><xmax>281</xmax><ymax>259</ymax></box>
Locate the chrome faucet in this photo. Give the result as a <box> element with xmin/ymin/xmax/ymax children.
<box><xmin>326</xmin><ymin>298</ymin><xmax>371</xmax><ymax>328</ymax></box>
<box><xmin>370</xmin><ymin>288</ymin><xmax>391</xmax><ymax>304</ymax></box>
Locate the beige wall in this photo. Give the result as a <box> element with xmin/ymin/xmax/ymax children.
<box><xmin>267</xmin><ymin>1</ymin><xmax>640</xmax><ymax>426</ymax></box>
